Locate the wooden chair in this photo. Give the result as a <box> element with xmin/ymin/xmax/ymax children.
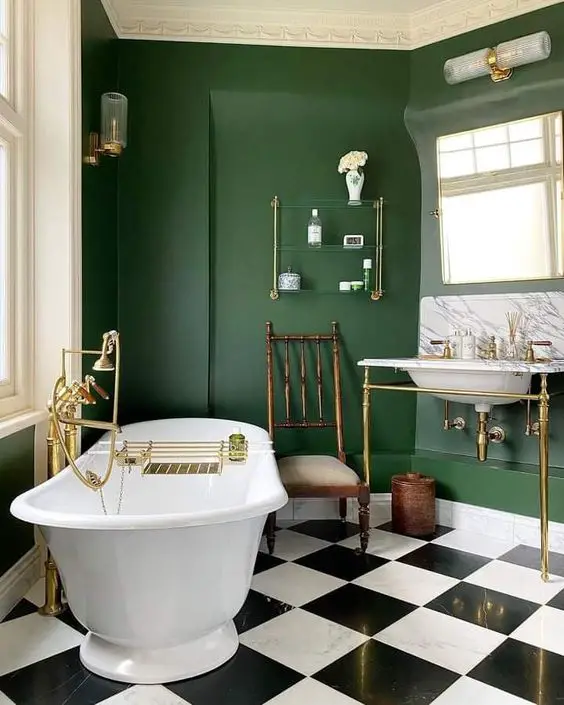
<box><xmin>265</xmin><ymin>321</ymin><xmax>370</xmax><ymax>553</ymax></box>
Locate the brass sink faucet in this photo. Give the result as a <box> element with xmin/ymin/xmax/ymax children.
<box><xmin>430</xmin><ymin>339</ymin><xmax>453</xmax><ymax>359</ymax></box>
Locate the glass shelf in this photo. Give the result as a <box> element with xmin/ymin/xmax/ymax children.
<box><xmin>277</xmin><ymin>199</ymin><xmax>376</xmax><ymax>210</ymax></box>
<box><xmin>277</xmin><ymin>245</ymin><xmax>373</xmax><ymax>252</ymax></box>
<box><xmin>278</xmin><ymin>289</ymin><xmax>368</xmax><ymax>295</ymax></box>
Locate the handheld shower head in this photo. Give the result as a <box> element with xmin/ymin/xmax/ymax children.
<box><xmin>93</xmin><ymin>330</ymin><xmax>118</xmax><ymax>372</ymax></box>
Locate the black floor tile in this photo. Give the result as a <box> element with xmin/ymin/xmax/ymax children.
<box><xmin>377</xmin><ymin>521</ymin><xmax>454</xmax><ymax>541</ymax></box>
<box><xmin>254</xmin><ymin>551</ymin><xmax>285</xmax><ymax>575</ymax></box>
<box><xmin>289</xmin><ymin>520</ymin><xmax>360</xmax><ymax>543</ymax></box>
<box><xmin>500</xmin><ymin>544</ymin><xmax>564</xmax><ymax>577</ymax></box>
<box><xmin>547</xmin><ymin>588</ymin><xmax>564</xmax><ymax>611</ymax></box>
<box><xmin>0</xmin><ymin>647</ymin><xmax>129</xmax><ymax>705</ymax></box>
<box><xmin>426</xmin><ymin>581</ymin><xmax>540</xmax><ymax>634</ymax></box>
<box><xmin>2</xmin><ymin>598</ymin><xmax>37</xmax><ymax>623</ymax></box>
<box><xmin>295</xmin><ymin>544</ymin><xmax>387</xmax><ymax>581</ymax></box>
<box><xmin>398</xmin><ymin>543</ymin><xmax>490</xmax><ymax>579</ymax></box>
<box><xmin>168</xmin><ymin>644</ymin><xmax>303</xmax><ymax>705</ymax></box>
<box><xmin>303</xmin><ymin>583</ymin><xmax>415</xmax><ymax>636</ymax></box>
<box><xmin>315</xmin><ymin>639</ymin><xmax>459</xmax><ymax>705</ymax></box>
<box><xmin>470</xmin><ymin>638</ymin><xmax>564</xmax><ymax>703</ymax></box>
<box><xmin>234</xmin><ymin>590</ymin><xmax>293</xmax><ymax>634</ymax></box>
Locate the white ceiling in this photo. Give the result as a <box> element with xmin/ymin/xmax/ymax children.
<box><xmin>101</xmin><ymin>0</ymin><xmax>563</xmax><ymax>50</ymax></box>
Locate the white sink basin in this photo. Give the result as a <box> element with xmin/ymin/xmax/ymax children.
<box><xmin>405</xmin><ymin>366</ymin><xmax>530</xmax><ymax>412</ymax></box>
<box><xmin>357</xmin><ymin>357</ymin><xmax>564</xmax><ymax>412</ymax></box>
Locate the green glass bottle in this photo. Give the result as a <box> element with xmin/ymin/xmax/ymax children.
<box><xmin>228</xmin><ymin>427</ymin><xmax>247</xmax><ymax>463</ymax></box>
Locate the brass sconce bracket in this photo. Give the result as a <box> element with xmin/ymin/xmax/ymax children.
<box><xmin>486</xmin><ymin>48</ymin><xmax>513</xmax><ymax>82</ymax></box>
<box><xmin>84</xmin><ymin>132</ymin><xmax>123</xmax><ymax>167</ymax></box>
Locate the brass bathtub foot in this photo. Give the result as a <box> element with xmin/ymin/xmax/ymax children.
<box><xmin>38</xmin><ymin>554</ymin><xmax>66</xmax><ymax>616</ymax></box>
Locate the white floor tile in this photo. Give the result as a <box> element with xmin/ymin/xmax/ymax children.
<box><xmin>375</xmin><ymin>607</ymin><xmax>506</xmax><ymax>675</ymax></box>
<box><xmin>432</xmin><ymin>529</ymin><xmax>515</xmax><ymax>559</ymax></box>
<box><xmin>0</xmin><ymin>613</ymin><xmax>83</xmax><ymax>676</ymax></box>
<box><xmin>24</xmin><ymin>579</ymin><xmax>45</xmax><ymax>607</ymax></box>
<box><xmin>251</xmin><ymin>562</ymin><xmax>345</xmax><ymax>607</ymax></box>
<box><xmin>97</xmin><ymin>685</ymin><xmax>192</xmax><ymax>704</ymax></box>
<box><xmin>0</xmin><ymin>692</ymin><xmax>16</xmax><ymax>705</ymax></box>
<box><xmin>259</xmin><ymin>529</ymin><xmax>330</xmax><ymax>561</ymax></box>
<box><xmin>465</xmin><ymin>560</ymin><xmax>564</xmax><ymax>604</ymax></box>
<box><xmin>240</xmin><ymin>608</ymin><xmax>367</xmax><ymax>676</ymax></box>
<box><xmin>430</xmin><ymin>677</ymin><xmax>533</xmax><ymax>705</ymax></box>
<box><xmin>510</xmin><ymin>605</ymin><xmax>564</xmax><ymax>656</ymax></box>
<box><xmin>353</xmin><ymin>561</ymin><xmax>458</xmax><ymax>606</ymax></box>
<box><xmin>339</xmin><ymin>529</ymin><xmax>426</xmax><ymax>560</ymax></box>
<box><xmin>263</xmin><ymin>677</ymin><xmax>361</xmax><ymax>704</ymax></box>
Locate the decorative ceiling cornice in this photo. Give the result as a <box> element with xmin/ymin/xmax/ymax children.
<box><xmin>101</xmin><ymin>0</ymin><xmax>564</xmax><ymax>50</ymax></box>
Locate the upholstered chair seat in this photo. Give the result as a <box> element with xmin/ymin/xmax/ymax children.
<box><xmin>278</xmin><ymin>455</ymin><xmax>361</xmax><ymax>487</ymax></box>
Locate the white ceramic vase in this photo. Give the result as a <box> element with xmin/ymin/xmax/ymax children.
<box><xmin>345</xmin><ymin>169</ymin><xmax>365</xmax><ymax>205</ymax></box>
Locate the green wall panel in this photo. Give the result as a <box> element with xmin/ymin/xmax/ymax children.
<box><xmin>117</xmin><ymin>42</ymin><xmax>422</xmax><ymax>455</ymax></box>
<box><xmin>81</xmin><ymin>0</ymin><xmax>118</xmax><ymax>445</ymax></box>
<box><xmin>0</xmin><ymin>429</ymin><xmax>35</xmax><ymax>575</ymax></box>
<box><xmin>405</xmin><ymin>4</ymin><xmax>564</xmax><ymax>495</ymax></box>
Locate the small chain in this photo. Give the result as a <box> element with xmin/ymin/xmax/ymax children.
<box><xmin>97</xmin><ymin>465</ymin><xmax>126</xmax><ymax>516</ymax></box>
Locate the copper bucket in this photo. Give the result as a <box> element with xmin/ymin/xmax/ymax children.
<box><xmin>391</xmin><ymin>472</ymin><xmax>436</xmax><ymax>537</ymax></box>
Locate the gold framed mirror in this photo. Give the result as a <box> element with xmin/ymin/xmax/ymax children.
<box><xmin>437</xmin><ymin>111</ymin><xmax>563</xmax><ymax>284</ymax></box>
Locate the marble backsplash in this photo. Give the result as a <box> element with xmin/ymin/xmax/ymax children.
<box><xmin>419</xmin><ymin>292</ymin><xmax>564</xmax><ymax>360</ymax></box>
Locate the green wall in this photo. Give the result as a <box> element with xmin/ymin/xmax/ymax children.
<box><xmin>117</xmin><ymin>42</ymin><xmax>421</xmax><ymax>461</ymax></box>
<box><xmin>0</xmin><ymin>429</ymin><xmax>35</xmax><ymax>575</ymax></box>
<box><xmin>81</xmin><ymin>0</ymin><xmax>118</xmax><ymax>442</ymax></box>
<box><xmin>406</xmin><ymin>4</ymin><xmax>564</xmax><ymax>516</ymax></box>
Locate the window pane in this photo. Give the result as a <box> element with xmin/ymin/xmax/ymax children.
<box><xmin>442</xmin><ymin>182</ymin><xmax>552</xmax><ymax>283</ymax></box>
<box><xmin>509</xmin><ymin>117</ymin><xmax>543</xmax><ymax>141</ymax></box>
<box><xmin>510</xmin><ymin>138</ymin><xmax>544</xmax><ymax>167</ymax></box>
<box><xmin>0</xmin><ymin>0</ymin><xmax>6</xmax><ymax>36</ymax></box>
<box><xmin>0</xmin><ymin>41</ymin><xmax>5</xmax><ymax>98</ymax></box>
<box><xmin>439</xmin><ymin>133</ymin><xmax>473</xmax><ymax>153</ymax></box>
<box><xmin>475</xmin><ymin>144</ymin><xmax>510</xmax><ymax>172</ymax></box>
<box><xmin>439</xmin><ymin>150</ymin><xmax>475</xmax><ymax>178</ymax></box>
<box><xmin>0</xmin><ymin>141</ymin><xmax>7</xmax><ymax>382</ymax></box>
<box><xmin>474</xmin><ymin>125</ymin><xmax>508</xmax><ymax>147</ymax></box>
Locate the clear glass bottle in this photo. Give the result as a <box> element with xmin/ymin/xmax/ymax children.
<box><xmin>363</xmin><ymin>258</ymin><xmax>372</xmax><ymax>291</ymax></box>
<box><xmin>307</xmin><ymin>209</ymin><xmax>322</xmax><ymax>248</ymax></box>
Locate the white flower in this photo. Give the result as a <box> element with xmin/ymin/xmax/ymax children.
<box><xmin>338</xmin><ymin>150</ymin><xmax>368</xmax><ymax>174</ymax></box>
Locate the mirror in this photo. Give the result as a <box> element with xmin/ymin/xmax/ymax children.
<box><xmin>437</xmin><ymin>112</ymin><xmax>563</xmax><ymax>284</ymax></box>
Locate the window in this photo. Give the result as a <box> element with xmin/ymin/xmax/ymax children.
<box><xmin>437</xmin><ymin>113</ymin><xmax>564</xmax><ymax>284</ymax></box>
<box><xmin>0</xmin><ymin>0</ymin><xmax>31</xmax><ymax>419</ymax></box>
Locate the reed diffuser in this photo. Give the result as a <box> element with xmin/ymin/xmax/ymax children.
<box><xmin>506</xmin><ymin>311</ymin><xmax>522</xmax><ymax>359</ymax></box>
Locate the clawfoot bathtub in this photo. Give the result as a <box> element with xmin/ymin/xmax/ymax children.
<box><xmin>11</xmin><ymin>418</ymin><xmax>287</xmax><ymax>684</ymax></box>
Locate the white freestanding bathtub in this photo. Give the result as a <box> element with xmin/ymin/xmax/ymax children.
<box><xmin>10</xmin><ymin>418</ymin><xmax>287</xmax><ymax>684</ymax></box>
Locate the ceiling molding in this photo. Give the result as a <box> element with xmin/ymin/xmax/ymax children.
<box><xmin>103</xmin><ymin>0</ymin><xmax>563</xmax><ymax>50</ymax></box>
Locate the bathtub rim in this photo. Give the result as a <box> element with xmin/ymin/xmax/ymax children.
<box><xmin>10</xmin><ymin>417</ymin><xmax>288</xmax><ymax>530</ymax></box>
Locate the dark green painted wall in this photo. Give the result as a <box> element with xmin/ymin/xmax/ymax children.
<box><xmin>81</xmin><ymin>0</ymin><xmax>118</xmax><ymax>441</ymax></box>
<box><xmin>407</xmin><ymin>4</ymin><xmax>564</xmax><ymax>517</ymax></box>
<box><xmin>117</xmin><ymin>42</ymin><xmax>421</xmax><ymax>463</ymax></box>
<box><xmin>0</xmin><ymin>429</ymin><xmax>35</xmax><ymax>575</ymax></box>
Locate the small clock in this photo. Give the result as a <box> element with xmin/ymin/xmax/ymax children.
<box><xmin>343</xmin><ymin>234</ymin><xmax>364</xmax><ymax>249</ymax></box>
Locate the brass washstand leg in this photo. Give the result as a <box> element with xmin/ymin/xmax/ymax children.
<box><xmin>38</xmin><ymin>420</ymin><xmax>66</xmax><ymax>616</ymax></box>
<box><xmin>538</xmin><ymin>373</ymin><xmax>550</xmax><ymax>582</ymax></box>
<box><xmin>361</xmin><ymin>366</ymin><xmax>371</xmax><ymax>552</ymax></box>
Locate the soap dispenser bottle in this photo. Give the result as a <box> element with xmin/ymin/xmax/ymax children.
<box><xmin>461</xmin><ymin>329</ymin><xmax>476</xmax><ymax>359</ymax></box>
<box><xmin>451</xmin><ymin>330</ymin><xmax>463</xmax><ymax>359</ymax></box>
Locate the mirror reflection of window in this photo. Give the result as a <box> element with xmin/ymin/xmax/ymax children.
<box><xmin>437</xmin><ymin>112</ymin><xmax>564</xmax><ymax>284</ymax></box>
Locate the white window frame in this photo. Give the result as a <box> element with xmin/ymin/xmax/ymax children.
<box><xmin>0</xmin><ymin>0</ymin><xmax>32</xmax><ymax>421</ymax></box>
<box><xmin>438</xmin><ymin>114</ymin><xmax>564</xmax><ymax>284</ymax></box>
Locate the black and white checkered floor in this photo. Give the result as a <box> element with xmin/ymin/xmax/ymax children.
<box><xmin>2</xmin><ymin>519</ymin><xmax>564</xmax><ymax>704</ymax></box>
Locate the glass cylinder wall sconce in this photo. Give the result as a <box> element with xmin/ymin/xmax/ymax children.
<box><xmin>444</xmin><ymin>31</ymin><xmax>551</xmax><ymax>85</ymax></box>
<box><xmin>84</xmin><ymin>92</ymin><xmax>128</xmax><ymax>166</ymax></box>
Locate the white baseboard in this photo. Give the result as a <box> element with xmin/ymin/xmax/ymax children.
<box><xmin>281</xmin><ymin>495</ymin><xmax>564</xmax><ymax>552</ymax></box>
<box><xmin>0</xmin><ymin>546</ymin><xmax>42</xmax><ymax>621</ymax></box>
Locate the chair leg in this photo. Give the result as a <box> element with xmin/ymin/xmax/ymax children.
<box><xmin>265</xmin><ymin>512</ymin><xmax>276</xmax><ymax>555</ymax></box>
<box><xmin>339</xmin><ymin>497</ymin><xmax>347</xmax><ymax>522</ymax></box>
<box><xmin>358</xmin><ymin>485</ymin><xmax>370</xmax><ymax>553</ymax></box>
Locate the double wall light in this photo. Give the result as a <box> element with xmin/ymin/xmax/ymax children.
<box><xmin>85</xmin><ymin>92</ymin><xmax>128</xmax><ymax>166</ymax></box>
<box><xmin>444</xmin><ymin>31</ymin><xmax>551</xmax><ymax>85</ymax></box>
